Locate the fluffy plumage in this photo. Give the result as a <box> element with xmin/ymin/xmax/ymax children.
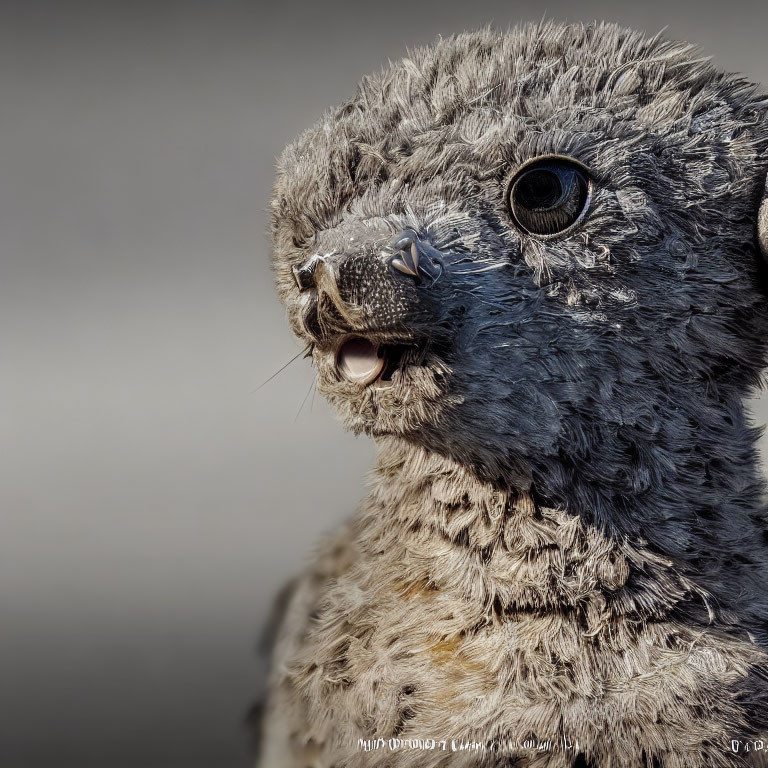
<box><xmin>258</xmin><ymin>22</ymin><xmax>768</xmax><ymax>767</ymax></box>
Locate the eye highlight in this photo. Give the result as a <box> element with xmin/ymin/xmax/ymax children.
<box><xmin>507</xmin><ymin>157</ymin><xmax>590</xmax><ymax>237</ymax></box>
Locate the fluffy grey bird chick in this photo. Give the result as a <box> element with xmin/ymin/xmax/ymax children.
<box><xmin>258</xmin><ymin>22</ymin><xmax>768</xmax><ymax>768</ymax></box>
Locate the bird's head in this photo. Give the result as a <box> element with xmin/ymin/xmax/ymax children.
<box><xmin>270</xmin><ymin>23</ymin><xmax>768</xmax><ymax>487</ymax></box>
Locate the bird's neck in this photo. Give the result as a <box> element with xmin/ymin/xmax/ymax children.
<box><xmin>365</xmin><ymin>432</ymin><xmax>767</xmax><ymax>635</ymax></box>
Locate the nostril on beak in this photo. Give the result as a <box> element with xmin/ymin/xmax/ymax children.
<box><xmin>389</xmin><ymin>234</ymin><xmax>420</xmax><ymax>278</ymax></box>
<box><xmin>388</xmin><ymin>230</ymin><xmax>444</xmax><ymax>285</ymax></box>
<box><xmin>292</xmin><ymin>258</ymin><xmax>318</xmax><ymax>292</ymax></box>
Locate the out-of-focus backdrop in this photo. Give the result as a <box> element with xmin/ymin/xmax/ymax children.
<box><xmin>1</xmin><ymin>1</ymin><xmax>767</xmax><ymax>766</ymax></box>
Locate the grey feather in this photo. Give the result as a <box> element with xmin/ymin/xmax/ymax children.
<box><xmin>259</xmin><ymin>21</ymin><xmax>768</xmax><ymax>768</ymax></box>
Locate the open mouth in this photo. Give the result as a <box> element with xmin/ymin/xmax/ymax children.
<box><xmin>335</xmin><ymin>336</ymin><xmax>422</xmax><ymax>386</ymax></box>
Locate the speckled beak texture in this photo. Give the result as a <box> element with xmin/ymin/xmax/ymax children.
<box><xmin>258</xmin><ymin>22</ymin><xmax>768</xmax><ymax>768</ymax></box>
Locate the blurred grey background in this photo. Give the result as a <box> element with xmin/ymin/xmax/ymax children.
<box><xmin>1</xmin><ymin>1</ymin><xmax>767</xmax><ymax>766</ymax></box>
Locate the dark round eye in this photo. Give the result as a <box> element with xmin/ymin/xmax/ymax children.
<box><xmin>507</xmin><ymin>158</ymin><xmax>590</xmax><ymax>236</ymax></box>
